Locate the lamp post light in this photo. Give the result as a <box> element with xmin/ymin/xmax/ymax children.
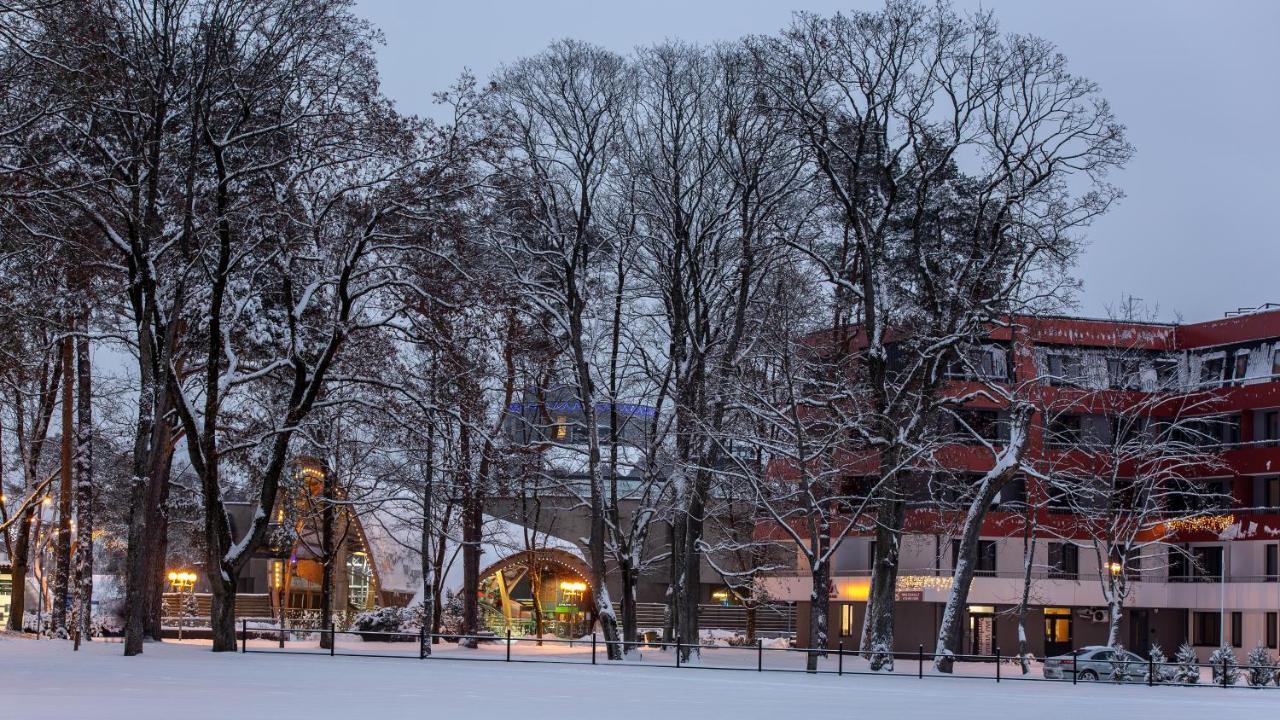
<box><xmin>168</xmin><ymin>571</ymin><xmax>198</xmax><ymax>640</ymax></box>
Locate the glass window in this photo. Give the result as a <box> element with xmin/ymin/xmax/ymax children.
<box><xmin>1154</xmin><ymin>357</ymin><xmax>1179</xmax><ymax>388</ymax></box>
<box><xmin>951</xmin><ymin>539</ymin><xmax>998</xmax><ymax>576</ymax></box>
<box><xmin>1268</xmin><ymin>612</ymin><xmax>1278</xmax><ymax>649</ymax></box>
<box><xmin>1200</xmin><ymin>357</ymin><xmax>1225</xmax><ymax>386</ymax></box>
<box><xmin>1047</xmin><ymin>414</ymin><xmax>1084</xmax><ymax>446</ymax></box>
<box><xmin>1266</xmin><ymin>544</ymin><xmax>1278</xmax><ymax>581</ymax></box>
<box><xmin>346</xmin><ymin>552</ymin><xmax>373</xmax><ymax>610</ymax></box>
<box><xmin>1107</xmin><ymin>357</ymin><xmax>1142</xmax><ymax>390</ymax></box>
<box><xmin>1234</xmin><ymin>352</ymin><xmax>1251</xmax><ymax>385</ymax></box>
<box><xmin>1193</xmin><ymin>612</ymin><xmax>1222</xmax><ymax>646</ymax></box>
<box><xmin>1045</xmin><ymin>354</ymin><xmax>1083</xmax><ymax>386</ymax></box>
<box><xmin>1231</xmin><ymin>612</ymin><xmax>1243</xmax><ymax>648</ymax></box>
<box><xmin>1048</xmin><ymin>543</ymin><xmax>1079</xmax><ymax>579</ymax></box>
<box><xmin>1192</xmin><ymin>546</ymin><xmax>1224</xmax><ymax>581</ymax></box>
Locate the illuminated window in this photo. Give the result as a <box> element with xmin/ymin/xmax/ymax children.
<box><xmin>553</xmin><ymin>416</ymin><xmax>568</xmax><ymax>441</ymax></box>
<box><xmin>840</xmin><ymin>604</ymin><xmax>856</xmax><ymax>636</ymax></box>
<box><xmin>347</xmin><ymin>553</ymin><xmax>372</xmax><ymax>609</ymax></box>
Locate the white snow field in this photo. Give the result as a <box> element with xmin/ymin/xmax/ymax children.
<box><xmin>1</xmin><ymin>635</ymin><xmax>1275</xmax><ymax>720</ymax></box>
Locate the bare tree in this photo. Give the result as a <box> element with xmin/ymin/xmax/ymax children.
<box><xmin>489</xmin><ymin>39</ymin><xmax>635</xmax><ymax>660</ymax></box>
<box><xmin>754</xmin><ymin>1</ymin><xmax>1131</xmax><ymax>668</ymax></box>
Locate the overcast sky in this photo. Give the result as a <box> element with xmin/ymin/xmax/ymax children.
<box><xmin>353</xmin><ymin>0</ymin><xmax>1279</xmax><ymax>323</ymax></box>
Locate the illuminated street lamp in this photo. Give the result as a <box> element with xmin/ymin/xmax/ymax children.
<box><xmin>168</xmin><ymin>571</ymin><xmax>199</xmax><ymax>640</ymax></box>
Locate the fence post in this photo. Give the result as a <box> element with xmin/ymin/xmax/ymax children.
<box><xmin>1221</xmin><ymin>657</ymin><xmax>1227</xmax><ymax>688</ymax></box>
<box><xmin>241</xmin><ymin>619</ymin><xmax>246</xmax><ymax>653</ymax></box>
<box><xmin>676</xmin><ymin>636</ymin><xmax>681</xmax><ymax>668</ymax></box>
<box><xmin>758</xmin><ymin>638</ymin><xmax>763</xmax><ymax>672</ymax></box>
<box><xmin>918</xmin><ymin>644</ymin><xmax>924</xmax><ymax>679</ymax></box>
<box><xmin>591</xmin><ymin>632</ymin><xmax>597</xmax><ymax>665</ymax></box>
<box><xmin>1148</xmin><ymin>656</ymin><xmax>1154</xmax><ymax>686</ymax></box>
<box><xmin>279</xmin><ymin>621</ymin><xmax>285</xmax><ymax>649</ymax></box>
<box><xmin>329</xmin><ymin>624</ymin><xmax>335</xmax><ymax>657</ymax></box>
<box><xmin>838</xmin><ymin>642</ymin><xmax>844</xmax><ymax>676</ymax></box>
<box><xmin>507</xmin><ymin>629</ymin><xmax>513</xmax><ymax>662</ymax></box>
<box><xmin>420</xmin><ymin>626</ymin><xmax>426</xmax><ymax>660</ymax></box>
<box><xmin>995</xmin><ymin>646</ymin><xmax>1001</xmax><ymax>683</ymax></box>
<box><xmin>1071</xmin><ymin>644</ymin><xmax>1077</xmax><ymax>685</ymax></box>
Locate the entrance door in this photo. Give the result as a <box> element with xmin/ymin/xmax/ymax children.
<box><xmin>1129</xmin><ymin>609</ymin><xmax>1151</xmax><ymax>655</ymax></box>
<box><xmin>969</xmin><ymin>614</ymin><xmax>995</xmax><ymax>656</ymax></box>
<box><xmin>1044</xmin><ymin>608</ymin><xmax>1073</xmax><ymax>657</ymax></box>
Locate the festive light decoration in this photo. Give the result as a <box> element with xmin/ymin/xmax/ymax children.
<box><xmin>559</xmin><ymin>581</ymin><xmax>587</xmax><ymax>592</ymax></box>
<box><xmin>895</xmin><ymin>575</ymin><xmax>954</xmax><ymax>592</ymax></box>
<box><xmin>1163</xmin><ymin>514</ymin><xmax>1236</xmax><ymax>534</ymax></box>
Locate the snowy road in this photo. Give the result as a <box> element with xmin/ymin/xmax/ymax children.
<box><xmin>1</xmin><ymin>635</ymin><xmax>1274</xmax><ymax>720</ymax></box>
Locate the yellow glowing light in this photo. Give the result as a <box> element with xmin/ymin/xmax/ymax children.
<box><xmin>42</xmin><ymin>496</ymin><xmax>52</xmax><ymax>505</ymax></box>
<box><xmin>834</xmin><ymin>579</ymin><xmax>871</xmax><ymax>601</ymax></box>
<box><xmin>896</xmin><ymin>575</ymin><xmax>954</xmax><ymax>593</ymax></box>
<box><xmin>559</xmin><ymin>581</ymin><xmax>587</xmax><ymax>592</ymax></box>
<box><xmin>1164</xmin><ymin>514</ymin><xmax>1236</xmax><ymax>534</ymax></box>
<box><xmin>1107</xmin><ymin>562</ymin><xmax>1123</xmax><ymax>574</ymax></box>
<box><xmin>168</xmin><ymin>572</ymin><xmax>178</xmax><ymax>582</ymax></box>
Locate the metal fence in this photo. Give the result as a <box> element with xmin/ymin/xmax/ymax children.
<box><xmin>237</xmin><ymin>621</ymin><xmax>1280</xmax><ymax>690</ymax></box>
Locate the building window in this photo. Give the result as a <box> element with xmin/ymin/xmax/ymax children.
<box><xmin>1200</xmin><ymin>357</ymin><xmax>1226</xmax><ymax>387</ymax></box>
<box><xmin>1272</xmin><ymin>347</ymin><xmax>1280</xmax><ymax>379</ymax></box>
<box><xmin>347</xmin><ymin>552</ymin><xmax>372</xmax><ymax>610</ymax></box>
<box><xmin>1231</xmin><ymin>612</ymin><xmax>1243</xmax><ymax>648</ymax></box>
<box><xmin>1047</xmin><ymin>543</ymin><xmax>1079</xmax><ymax>580</ymax></box>
<box><xmin>840</xmin><ymin>604</ymin><xmax>855</xmax><ymax>637</ymax></box>
<box><xmin>1262</xmin><ymin>477</ymin><xmax>1280</xmax><ymax>509</ymax></box>
<box><xmin>1106</xmin><ymin>357</ymin><xmax>1142</xmax><ymax>390</ymax></box>
<box><xmin>1191</xmin><ymin>546</ymin><xmax>1224</xmax><ymax>582</ymax></box>
<box><xmin>1268</xmin><ymin>612</ymin><xmax>1278</xmax><ymax>649</ymax></box>
<box><xmin>1153</xmin><ymin>357</ymin><xmax>1179</xmax><ymax>388</ymax></box>
<box><xmin>1047</xmin><ymin>414</ymin><xmax>1085</xmax><ymax>446</ymax></box>
<box><xmin>1233</xmin><ymin>352</ymin><xmax>1251</xmax><ymax>386</ymax></box>
<box><xmin>952</xmin><ymin>539</ymin><xmax>997</xmax><ymax>577</ymax></box>
<box><xmin>1266</xmin><ymin>544</ymin><xmax>1278</xmax><ymax>582</ymax></box>
<box><xmin>954</xmin><ymin>409</ymin><xmax>1004</xmax><ymax>444</ymax></box>
<box><xmin>1264</xmin><ymin>412</ymin><xmax>1280</xmax><ymax>444</ymax></box>
<box><xmin>1045</xmin><ymin>353</ymin><xmax>1083</xmax><ymax>386</ymax></box>
<box><xmin>1193</xmin><ymin>612</ymin><xmax>1222</xmax><ymax>646</ymax></box>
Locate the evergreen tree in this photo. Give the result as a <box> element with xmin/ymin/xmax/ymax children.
<box><xmin>1209</xmin><ymin>644</ymin><xmax>1240</xmax><ymax>686</ymax></box>
<box><xmin>1146</xmin><ymin>642</ymin><xmax>1174</xmax><ymax>684</ymax></box>
<box><xmin>1174</xmin><ymin>643</ymin><xmax>1201</xmax><ymax>684</ymax></box>
<box><xmin>1245</xmin><ymin>645</ymin><xmax>1275</xmax><ymax>687</ymax></box>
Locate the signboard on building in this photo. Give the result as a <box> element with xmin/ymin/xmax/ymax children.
<box><xmin>895</xmin><ymin>590</ymin><xmax>923</xmax><ymax>602</ymax></box>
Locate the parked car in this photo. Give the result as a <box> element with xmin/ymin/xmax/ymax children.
<box><xmin>1042</xmin><ymin>646</ymin><xmax>1148</xmax><ymax>681</ymax></box>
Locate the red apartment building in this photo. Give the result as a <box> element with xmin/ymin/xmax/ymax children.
<box><xmin>763</xmin><ymin>305</ymin><xmax>1280</xmax><ymax>660</ymax></box>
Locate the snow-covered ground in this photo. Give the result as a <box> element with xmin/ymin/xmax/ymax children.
<box><xmin>1</xmin><ymin>634</ymin><xmax>1274</xmax><ymax>720</ymax></box>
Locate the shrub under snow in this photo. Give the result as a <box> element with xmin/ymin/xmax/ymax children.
<box><xmin>1245</xmin><ymin>645</ymin><xmax>1275</xmax><ymax>687</ymax></box>
<box><xmin>1174</xmin><ymin>643</ymin><xmax>1200</xmax><ymax>684</ymax></box>
<box><xmin>1209</xmin><ymin>644</ymin><xmax>1240</xmax><ymax>686</ymax></box>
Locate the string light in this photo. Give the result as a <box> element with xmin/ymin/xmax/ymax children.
<box><xmin>1163</xmin><ymin>515</ymin><xmax>1236</xmax><ymax>534</ymax></box>
<box><xmin>895</xmin><ymin>575</ymin><xmax>954</xmax><ymax>592</ymax></box>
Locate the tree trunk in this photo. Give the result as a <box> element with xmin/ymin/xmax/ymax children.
<box><xmin>6</xmin><ymin>506</ymin><xmax>33</xmax><ymax>631</ymax></box>
<box><xmin>807</xmin><ymin>558</ymin><xmax>831</xmax><ymax>672</ymax></box>
<box><xmin>73</xmin><ymin>328</ymin><xmax>94</xmax><ymax>640</ymax></box>
<box><xmin>419</xmin><ymin>438</ymin><xmax>434</xmax><ymax>655</ymax></box>
<box><xmin>618</xmin><ymin>560</ymin><xmax>638</xmax><ymax>645</ymax></box>
<box><xmin>1015</xmin><ymin>509</ymin><xmax>1036</xmax><ymax>674</ymax></box>
<box><xmin>51</xmin><ymin>335</ymin><xmax>74</xmax><ymax>634</ymax></box>
<box><xmin>459</xmin><ymin>424</ymin><xmax>481</xmax><ymax>648</ymax></box>
<box><xmin>866</xmin><ymin>494</ymin><xmax>905</xmax><ymax>670</ymax></box>
<box><xmin>209</xmin><ymin>573</ymin><xmax>238</xmax><ymax>652</ymax></box>
<box><xmin>142</xmin><ymin>443</ymin><xmax>174</xmax><ymax>641</ymax></box>
<box><xmin>677</xmin><ymin>471</ymin><xmax>708</xmax><ymax>662</ymax></box>
<box><xmin>318</xmin><ymin>467</ymin><xmax>336</xmax><ymax>650</ymax></box>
